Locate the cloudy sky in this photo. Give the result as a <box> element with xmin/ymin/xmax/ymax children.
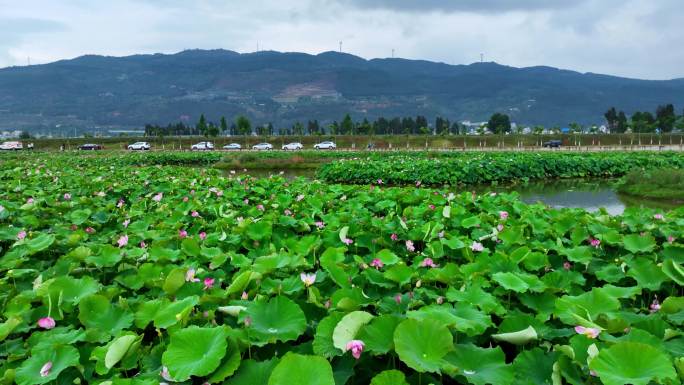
<box><xmin>1</xmin><ymin>0</ymin><xmax>682</xmax><ymax>79</ymax></box>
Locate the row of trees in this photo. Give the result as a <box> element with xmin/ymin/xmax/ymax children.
<box><xmin>144</xmin><ymin>114</ymin><xmax>479</xmax><ymax>137</ymax></box>
<box><xmin>605</xmin><ymin>104</ymin><xmax>684</xmax><ymax>133</ymax></box>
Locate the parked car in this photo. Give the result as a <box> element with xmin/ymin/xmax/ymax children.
<box><xmin>0</xmin><ymin>141</ymin><xmax>23</xmax><ymax>151</ymax></box>
<box><xmin>314</xmin><ymin>141</ymin><xmax>337</xmax><ymax>150</ymax></box>
<box><xmin>223</xmin><ymin>143</ymin><xmax>242</xmax><ymax>150</ymax></box>
<box><xmin>191</xmin><ymin>142</ymin><xmax>214</xmax><ymax>151</ymax></box>
<box><xmin>78</xmin><ymin>143</ymin><xmax>103</xmax><ymax>151</ymax></box>
<box><xmin>542</xmin><ymin>140</ymin><xmax>563</xmax><ymax>148</ymax></box>
<box><xmin>127</xmin><ymin>142</ymin><xmax>151</xmax><ymax>151</ymax></box>
<box><xmin>282</xmin><ymin>142</ymin><xmax>303</xmax><ymax>151</ymax></box>
<box><xmin>252</xmin><ymin>143</ymin><xmax>273</xmax><ymax>150</ymax></box>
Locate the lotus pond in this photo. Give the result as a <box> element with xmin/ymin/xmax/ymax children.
<box><xmin>1</xmin><ymin>154</ymin><xmax>684</xmax><ymax>385</ymax></box>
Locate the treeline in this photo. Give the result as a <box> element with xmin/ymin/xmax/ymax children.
<box><xmin>605</xmin><ymin>104</ymin><xmax>684</xmax><ymax>133</ymax></box>
<box><xmin>144</xmin><ymin>114</ymin><xmax>472</xmax><ymax>137</ymax></box>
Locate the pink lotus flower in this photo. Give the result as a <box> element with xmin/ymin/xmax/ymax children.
<box><xmin>216</xmin><ymin>190</ymin><xmax>223</xmax><ymax>197</ymax></box>
<box><xmin>497</xmin><ymin>224</ymin><xmax>504</xmax><ymax>232</ymax></box>
<box><xmin>241</xmin><ymin>291</ymin><xmax>249</xmax><ymax>300</ymax></box>
<box><xmin>284</xmin><ymin>209</ymin><xmax>292</xmax><ymax>216</ymax></box>
<box><xmin>300</xmin><ymin>272</ymin><xmax>317</xmax><ymax>287</ymax></box>
<box><xmin>296</xmin><ymin>194</ymin><xmax>305</xmax><ymax>202</ymax></box>
<box><xmin>243</xmin><ymin>198</ymin><xmax>249</xmax><ymax>205</ymax></box>
<box><xmin>63</xmin><ymin>193</ymin><xmax>71</xmax><ymax>201</ymax></box>
<box><xmin>139</xmin><ymin>241</ymin><xmax>147</xmax><ymax>248</ymax></box>
<box><xmin>160</xmin><ymin>366</ymin><xmax>173</xmax><ymax>381</ymax></box>
<box><xmin>420</xmin><ymin>258</ymin><xmax>438</xmax><ymax>268</ymax></box>
<box><xmin>405</xmin><ymin>240</ymin><xmax>415</xmax><ymax>252</ymax></box>
<box><xmin>70</xmin><ymin>224</ymin><xmax>78</xmax><ymax>231</ymax></box>
<box><xmin>185</xmin><ymin>268</ymin><xmax>200</xmax><ymax>282</ymax></box>
<box><xmin>342</xmin><ymin>238</ymin><xmax>353</xmax><ymax>246</ymax></box>
<box><xmin>429</xmin><ymin>204</ymin><xmax>435</xmax><ymax>210</ymax></box>
<box><xmin>17</xmin><ymin>230</ymin><xmax>27</xmax><ymax>240</ymax></box>
<box><xmin>27</xmin><ymin>197</ymin><xmax>34</xmax><ymax>204</ymax></box>
<box><xmin>324</xmin><ymin>299</ymin><xmax>331</xmax><ymax>309</ymax></box>
<box><xmin>117</xmin><ymin>235</ymin><xmax>128</xmax><ymax>248</ymax></box>
<box><xmin>203</xmin><ymin>277</ymin><xmax>215</xmax><ymax>290</ymax></box>
<box><xmin>345</xmin><ymin>340</ymin><xmax>365</xmax><ymax>359</ymax></box>
<box><xmin>178</xmin><ymin>229</ymin><xmax>187</xmax><ymax>239</ymax></box>
<box><xmin>190</xmin><ymin>189</ymin><xmax>196</xmax><ymax>195</ymax></box>
<box><xmin>40</xmin><ymin>361</ymin><xmax>52</xmax><ymax>377</ymax></box>
<box><xmin>85</xmin><ymin>227</ymin><xmax>95</xmax><ymax>234</ymax></box>
<box><xmin>438</xmin><ymin>231</ymin><xmax>445</xmax><ymax>238</ymax></box>
<box><xmin>183</xmin><ymin>196</ymin><xmax>189</xmax><ymax>202</ymax></box>
<box><xmin>123</xmin><ymin>219</ymin><xmax>130</xmax><ymax>228</ymax></box>
<box><xmin>415</xmin><ymin>181</ymin><xmax>422</xmax><ymax>187</ymax></box>
<box><xmin>257</xmin><ymin>204</ymin><xmax>265</xmax><ymax>211</ymax></box>
<box><xmin>390</xmin><ymin>233</ymin><xmax>398</xmax><ymax>241</ymax></box>
<box><xmin>191</xmin><ymin>210</ymin><xmax>200</xmax><ymax>217</ymax></box>
<box><xmin>37</xmin><ymin>317</ymin><xmax>55</xmax><ymax>329</ymax></box>
<box><xmin>563</xmin><ymin>262</ymin><xmax>572</xmax><ymax>270</ymax></box>
<box><xmin>199</xmin><ymin>231</ymin><xmax>207</xmax><ymax>241</ymax></box>
<box><xmin>436</xmin><ymin>296</ymin><xmax>444</xmax><ymax>304</ymax></box>
<box><xmin>499</xmin><ymin>211</ymin><xmax>509</xmax><ymax>220</ymax></box>
<box><xmin>654</xmin><ymin>213</ymin><xmax>664</xmax><ymax>220</ymax></box>
<box><xmin>96</xmin><ymin>191</ymin><xmax>105</xmax><ymax>197</ymax></box>
<box><xmin>575</xmin><ymin>326</ymin><xmax>600</xmax><ymax>339</ymax></box>
<box><xmin>370</xmin><ymin>258</ymin><xmax>384</xmax><ymax>269</ymax></box>
<box><xmin>394</xmin><ymin>294</ymin><xmax>402</xmax><ymax>304</ymax></box>
<box><xmin>589</xmin><ymin>238</ymin><xmax>601</xmax><ymax>248</ymax></box>
<box><xmin>117</xmin><ymin>199</ymin><xmax>124</xmax><ymax>208</ymax></box>
<box><xmin>650</xmin><ymin>298</ymin><xmax>661</xmax><ymax>313</ymax></box>
<box><xmin>152</xmin><ymin>192</ymin><xmax>163</xmax><ymax>202</ymax></box>
<box><xmin>315</xmin><ymin>221</ymin><xmax>325</xmax><ymax>229</ymax></box>
<box><xmin>668</xmin><ymin>235</ymin><xmax>675</xmax><ymax>244</ymax></box>
<box><xmin>471</xmin><ymin>241</ymin><xmax>484</xmax><ymax>252</ymax></box>
<box><xmin>244</xmin><ymin>316</ymin><xmax>252</xmax><ymax>327</ymax></box>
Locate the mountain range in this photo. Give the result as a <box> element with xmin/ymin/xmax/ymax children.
<box><xmin>1</xmin><ymin>49</ymin><xmax>684</xmax><ymax>134</ymax></box>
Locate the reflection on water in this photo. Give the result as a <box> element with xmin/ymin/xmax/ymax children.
<box><xmin>484</xmin><ymin>179</ymin><xmax>680</xmax><ymax>215</ymax></box>
<box><xmin>220</xmin><ymin>168</ymin><xmax>681</xmax><ymax>215</ymax></box>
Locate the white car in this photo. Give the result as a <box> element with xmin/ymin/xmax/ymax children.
<box><xmin>0</xmin><ymin>141</ymin><xmax>23</xmax><ymax>151</ymax></box>
<box><xmin>314</xmin><ymin>141</ymin><xmax>336</xmax><ymax>150</ymax></box>
<box><xmin>223</xmin><ymin>143</ymin><xmax>242</xmax><ymax>150</ymax></box>
<box><xmin>282</xmin><ymin>142</ymin><xmax>303</xmax><ymax>151</ymax></box>
<box><xmin>191</xmin><ymin>142</ymin><xmax>214</xmax><ymax>151</ymax></box>
<box><xmin>252</xmin><ymin>143</ymin><xmax>273</xmax><ymax>150</ymax></box>
<box><xmin>128</xmin><ymin>142</ymin><xmax>151</xmax><ymax>151</ymax></box>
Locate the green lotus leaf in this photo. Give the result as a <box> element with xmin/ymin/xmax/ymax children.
<box><xmin>626</xmin><ymin>257</ymin><xmax>668</xmax><ymax>290</ymax></box>
<box><xmin>0</xmin><ymin>317</ymin><xmax>22</xmax><ymax>342</ymax></box>
<box><xmin>181</xmin><ymin>237</ymin><xmax>200</xmax><ymax>257</ymax></box>
<box><xmin>661</xmin><ymin>297</ymin><xmax>684</xmax><ymax>314</ymax></box>
<box><xmin>370</xmin><ymin>370</ymin><xmax>409</xmax><ymax>385</ymax></box>
<box><xmin>161</xmin><ymin>325</ymin><xmax>229</xmax><ymax>381</ymax></box>
<box><xmin>512</xmin><ymin>347</ymin><xmax>559</xmax><ymax>385</ymax></box>
<box><xmin>356</xmin><ymin>314</ymin><xmax>403</xmax><ymax>355</ymax></box>
<box><xmin>25</xmin><ymin>233</ymin><xmax>55</xmax><ymax>255</ymax></box>
<box><xmin>39</xmin><ymin>275</ymin><xmax>99</xmax><ymax>309</ymax></box>
<box><xmin>313</xmin><ymin>313</ymin><xmax>345</xmax><ymax>358</ymax></box>
<box><xmin>105</xmin><ymin>334</ymin><xmax>139</xmax><ymax>369</ymax></box>
<box><xmin>492</xmin><ymin>326</ymin><xmax>538</xmax><ymax>345</ymax></box>
<box><xmin>78</xmin><ymin>294</ymin><xmax>133</xmax><ymax>333</ymax></box>
<box><xmin>226</xmin><ymin>270</ymin><xmax>261</xmax><ymax>295</ymax></box>
<box><xmin>246</xmin><ymin>220</ymin><xmax>272</xmax><ymax>241</ymax></box>
<box><xmin>442</xmin><ymin>344</ymin><xmax>514</xmax><ymax>385</ymax></box>
<box><xmin>394</xmin><ymin>318</ymin><xmax>453</xmax><ymax>373</ymax></box>
<box><xmin>244</xmin><ymin>296</ymin><xmax>307</xmax><ymax>345</ymax></box>
<box><xmin>268</xmin><ymin>353</ymin><xmax>335</xmax><ymax>385</ymax></box>
<box><xmin>134</xmin><ymin>296</ymin><xmax>199</xmax><ymax>329</ymax></box>
<box><xmin>162</xmin><ymin>267</ymin><xmax>186</xmax><ymax>294</ymax></box>
<box><xmin>15</xmin><ymin>345</ymin><xmax>80</xmax><ymax>385</ymax></box>
<box><xmin>662</xmin><ymin>259</ymin><xmax>684</xmax><ymax>285</ymax></box>
<box><xmin>374</xmin><ymin>249</ymin><xmax>400</xmax><ymax>265</ymax></box>
<box><xmin>86</xmin><ymin>244</ymin><xmax>122</xmax><ymax>267</ymax></box>
<box><xmin>562</xmin><ymin>246</ymin><xmax>593</xmax><ymax>265</ymax></box>
<box><xmin>589</xmin><ymin>342</ymin><xmax>677</xmax><ymax>385</ymax></box>
<box><xmin>492</xmin><ymin>272</ymin><xmax>530</xmax><ymax>292</ymax></box>
<box><xmin>332</xmin><ymin>311</ymin><xmax>374</xmax><ymax>351</ymax></box>
<box><xmin>383</xmin><ymin>264</ymin><xmax>414</xmax><ymax>286</ymax></box>
<box><xmin>68</xmin><ymin>208</ymin><xmax>91</xmax><ymax>225</ymax></box>
<box><xmin>622</xmin><ymin>234</ymin><xmax>656</xmax><ymax>254</ymax></box>
<box><xmin>225</xmin><ymin>359</ymin><xmax>279</xmax><ymax>385</ymax></box>
<box><xmin>207</xmin><ymin>338</ymin><xmax>242</xmax><ymax>383</ymax></box>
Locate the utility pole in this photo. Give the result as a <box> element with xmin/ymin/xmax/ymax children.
<box><xmin>339</xmin><ymin>41</ymin><xmax>343</xmax><ymax>53</ymax></box>
<box><xmin>392</xmin><ymin>49</ymin><xmax>395</xmax><ymax>58</ymax></box>
<box><xmin>257</xmin><ymin>41</ymin><xmax>259</xmax><ymax>52</ymax></box>
<box><xmin>480</xmin><ymin>53</ymin><xmax>484</xmax><ymax>63</ymax></box>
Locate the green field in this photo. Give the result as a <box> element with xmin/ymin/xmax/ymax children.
<box><xmin>0</xmin><ymin>153</ymin><xmax>683</xmax><ymax>385</ymax></box>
